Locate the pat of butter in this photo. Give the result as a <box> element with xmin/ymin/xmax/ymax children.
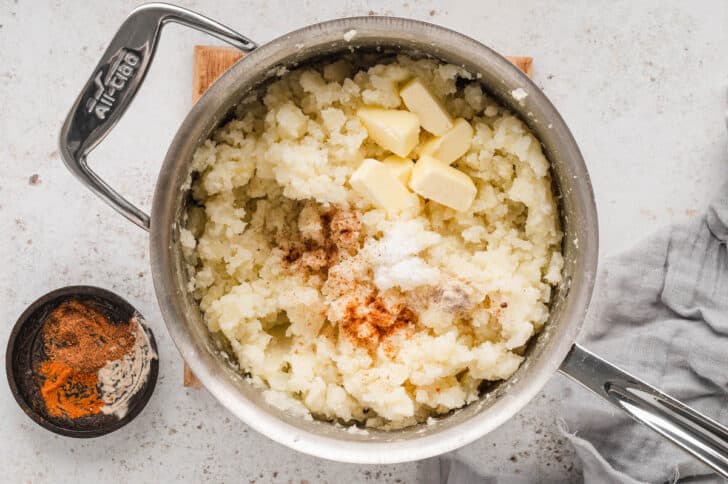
<box><xmin>400</xmin><ymin>78</ymin><xmax>453</xmax><ymax>136</ymax></box>
<box><xmin>419</xmin><ymin>118</ymin><xmax>473</xmax><ymax>165</ymax></box>
<box><xmin>382</xmin><ymin>155</ymin><xmax>414</xmax><ymax>185</ymax></box>
<box><xmin>357</xmin><ymin>108</ymin><xmax>420</xmax><ymax>158</ymax></box>
<box><xmin>409</xmin><ymin>155</ymin><xmax>476</xmax><ymax>212</ymax></box>
<box><xmin>350</xmin><ymin>158</ymin><xmax>412</xmax><ymax>213</ymax></box>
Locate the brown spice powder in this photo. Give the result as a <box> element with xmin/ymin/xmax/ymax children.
<box><xmin>43</xmin><ymin>300</ymin><xmax>136</xmax><ymax>373</ymax></box>
<box><xmin>282</xmin><ymin>207</ymin><xmax>416</xmax><ymax>352</ymax></box>
<box><xmin>283</xmin><ymin>208</ymin><xmax>362</xmax><ymax>272</ymax></box>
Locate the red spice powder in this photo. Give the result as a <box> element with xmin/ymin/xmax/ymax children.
<box><xmin>340</xmin><ymin>295</ymin><xmax>417</xmax><ymax>352</ymax></box>
<box><xmin>281</xmin><ymin>207</ymin><xmax>416</xmax><ymax>352</ymax></box>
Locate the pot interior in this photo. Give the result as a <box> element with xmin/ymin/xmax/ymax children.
<box><xmin>151</xmin><ymin>17</ymin><xmax>598</xmax><ymax>463</ymax></box>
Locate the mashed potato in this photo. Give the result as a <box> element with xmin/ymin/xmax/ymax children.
<box><xmin>183</xmin><ymin>55</ymin><xmax>563</xmax><ymax>428</ymax></box>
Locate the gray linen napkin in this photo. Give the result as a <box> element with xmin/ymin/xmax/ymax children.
<box><xmin>557</xmin><ymin>182</ymin><xmax>728</xmax><ymax>483</ymax></box>
<box><xmin>431</xmin><ymin>182</ymin><xmax>728</xmax><ymax>483</ymax></box>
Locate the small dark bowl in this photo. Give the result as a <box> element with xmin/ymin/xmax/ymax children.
<box><xmin>6</xmin><ymin>286</ymin><xmax>159</xmax><ymax>437</ymax></box>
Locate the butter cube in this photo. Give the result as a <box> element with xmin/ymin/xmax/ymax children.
<box><xmin>409</xmin><ymin>155</ymin><xmax>476</xmax><ymax>212</ymax></box>
<box><xmin>382</xmin><ymin>155</ymin><xmax>414</xmax><ymax>185</ymax></box>
<box><xmin>356</xmin><ymin>108</ymin><xmax>420</xmax><ymax>157</ymax></box>
<box><xmin>420</xmin><ymin>118</ymin><xmax>474</xmax><ymax>165</ymax></box>
<box><xmin>400</xmin><ymin>78</ymin><xmax>453</xmax><ymax>136</ymax></box>
<box><xmin>350</xmin><ymin>158</ymin><xmax>412</xmax><ymax>213</ymax></box>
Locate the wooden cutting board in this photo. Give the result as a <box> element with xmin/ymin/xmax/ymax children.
<box><xmin>183</xmin><ymin>45</ymin><xmax>533</xmax><ymax>388</ymax></box>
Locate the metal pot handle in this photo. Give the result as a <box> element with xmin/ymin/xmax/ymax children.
<box><xmin>58</xmin><ymin>3</ymin><xmax>256</xmax><ymax>231</ymax></box>
<box><xmin>560</xmin><ymin>344</ymin><xmax>728</xmax><ymax>477</ymax></box>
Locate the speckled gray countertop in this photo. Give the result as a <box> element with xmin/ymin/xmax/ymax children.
<box><xmin>2</xmin><ymin>0</ymin><xmax>727</xmax><ymax>482</ymax></box>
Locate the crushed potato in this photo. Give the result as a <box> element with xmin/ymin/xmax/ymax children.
<box><xmin>182</xmin><ymin>55</ymin><xmax>563</xmax><ymax>428</ymax></box>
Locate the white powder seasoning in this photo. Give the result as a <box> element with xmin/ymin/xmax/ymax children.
<box><xmin>97</xmin><ymin>316</ymin><xmax>157</xmax><ymax>418</ymax></box>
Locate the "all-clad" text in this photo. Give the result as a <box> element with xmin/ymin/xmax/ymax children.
<box><xmin>86</xmin><ymin>50</ymin><xmax>141</xmax><ymax>120</ymax></box>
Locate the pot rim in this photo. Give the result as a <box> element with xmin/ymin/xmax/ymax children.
<box><xmin>150</xmin><ymin>15</ymin><xmax>598</xmax><ymax>464</ymax></box>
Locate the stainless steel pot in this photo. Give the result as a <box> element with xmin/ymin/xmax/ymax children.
<box><xmin>59</xmin><ymin>3</ymin><xmax>728</xmax><ymax>471</ymax></box>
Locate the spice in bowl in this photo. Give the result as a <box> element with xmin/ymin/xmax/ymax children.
<box><xmin>37</xmin><ymin>300</ymin><xmax>154</xmax><ymax>419</ymax></box>
<box><xmin>6</xmin><ymin>286</ymin><xmax>159</xmax><ymax>437</ymax></box>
